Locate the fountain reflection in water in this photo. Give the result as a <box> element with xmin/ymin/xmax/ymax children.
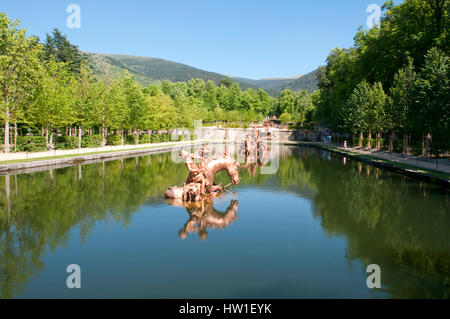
<box><xmin>167</xmin><ymin>198</ymin><xmax>238</xmax><ymax>241</ymax></box>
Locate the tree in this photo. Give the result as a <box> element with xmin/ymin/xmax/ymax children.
<box><xmin>279</xmin><ymin>112</ymin><xmax>292</xmax><ymax>126</ymax></box>
<box><xmin>342</xmin><ymin>81</ymin><xmax>370</xmax><ymax>147</ymax></box>
<box><xmin>0</xmin><ymin>13</ymin><xmax>42</xmax><ymax>153</ymax></box>
<box><xmin>145</xmin><ymin>94</ymin><xmax>178</xmax><ymax>131</ymax></box>
<box><xmin>256</xmin><ymin>89</ymin><xmax>273</xmax><ymax>116</ymax></box>
<box><xmin>342</xmin><ymin>81</ymin><xmax>386</xmax><ymax>149</ymax></box>
<box><xmin>187</xmin><ymin>78</ymin><xmax>205</xmax><ymax>98</ymax></box>
<box><xmin>105</xmin><ymin>79</ymin><xmax>127</xmax><ymax>136</ymax></box>
<box><xmin>203</xmin><ymin>80</ymin><xmax>218</xmax><ymax>111</ymax></box>
<box><xmin>73</xmin><ymin>62</ymin><xmax>96</xmax><ymax>148</ymax></box>
<box><xmin>31</xmin><ymin>59</ymin><xmax>75</xmax><ymax>147</ymax></box>
<box><xmin>278</xmin><ymin>89</ymin><xmax>296</xmax><ymax>116</ymax></box>
<box><xmin>415</xmin><ymin>47</ymin><xmax>449</xmax><ymax>156</ymax></box>
<box><xmin>316</xmin><ymin>0</ymin><xmax>448</xmax><ymax>155</ymax></box>
<box><xmin>364</xmin><ymin>82</ymin><xmax>386</xmax><ymax>149</ymax></box>
<box><xmin>316</xmin><ymin>48</ymin><xmax>361</xmax><ymax>129</ymax></box>
<box><xmin>118</xmin><ymin>72</ymin><xmax>146</xmax><ymax>143</ymax></box>
<box><xmin>43</xmin><ymin>28</ymin><xmax>85</xmax><ymax>74</ymax></box>
<box><xmin>294</xmin><ymin>90</ymin><xmax>313</xmax><ymax>123</ymax></box>
<box><xmin>218</xmin><ymin>78</ymin><xmax>234</xmax><ymax>88</ymax></box>
<box><xmin>87</xmin><ymin>80</ymin><xmax>108</xmax><ymax>141</ymax></box>
<box><xmin>387</xmin><ymin>58</ymin><xmax>418</xmax><ymax>152</ymax></box>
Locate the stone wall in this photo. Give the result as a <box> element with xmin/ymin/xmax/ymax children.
<box><xmin>197</xmin><ymin>127</ymin><xmax>321</xmax><ymax>142</ymax></box>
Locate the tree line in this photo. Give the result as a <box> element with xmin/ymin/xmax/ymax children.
<box><xmin>1</xmin><ymin>12</ymin><xmax>319</xmax><ymax>153</ymax></box>
<box><xmin>314</xmin><ymin>0</ymin><xmax>449</xmax><ymax>156</ymax></box>
<box><xmin>4</xmin><ymin>0</ymin><xmax>446</xmax><ymax>157</ymax></box>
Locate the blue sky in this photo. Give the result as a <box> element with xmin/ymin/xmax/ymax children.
<box><xmin>1</xmin><ymin>0</ymin><xmax>400</xmax><ymax>79</ymax></box>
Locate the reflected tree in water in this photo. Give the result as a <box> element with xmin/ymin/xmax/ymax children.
<box><xmin>0</xmin><ymin>147</ymin><xmax>448</xmax><ymax>298</ymax></box>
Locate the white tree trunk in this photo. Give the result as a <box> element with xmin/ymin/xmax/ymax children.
<box><xmin>14</xmin><ymin>122</ymin><xmax>17</xmax><ymax>152</ymax></box>
<box><xmin>4</xmin><ymin>111</ymin><xmax>10</xmax><ymax>153</ymax></box>
<box><xmin>78</xmin><ymin>126</ymin><xmax>82</xmax><ymax>149</ymax></box>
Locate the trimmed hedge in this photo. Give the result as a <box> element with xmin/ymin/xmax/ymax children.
<box><xmin>137</xmin><ymin>134</ymin><xmax>184</xmax><ymax>144</ymax></box>
<box><xmin>150</xmin><ymin>134</ymin><xmax>164</xmax><ymax>143</ymax></box>
<box><xmin>393</xmin><ymin>140</ymin><xmax>403</xmax><ymax>153</ymax></box>
<box><xmin>16</xmin><ymin>136</ymin><xmax>46</xmax><ymax>152</ymax></box>
<box><xmin>125</xmin><ymin>134</ymin><xmax>137</xmax><ymax>145</ymax></box>
<box><xmin>106</xmin><ymin>135</ymin><xmax>122</xmax><ymax>146</ymax></box>
<box><xmin>138</xmin><ymin>134</ymin><xmax>151</xmax><ymax>144</ymax></box>
<box><xmin>55</xmin><ymin>136</ymin><xmax>78</xmax><ymax>150</ymax></box>
<box><xmin>82</xmin><ymin>134</ymin><xmax>103</xmax><ymax>148</ymax></box>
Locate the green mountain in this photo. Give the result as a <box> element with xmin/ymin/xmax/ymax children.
<box><xmin>232</xmin><ymin>75</ymin><xmax>302</xmax><ymax>91</ymax></box>
<box><xmin>271</xmin><ymin>69</ymin><xmax>319</xmax><ymax>95</ymax></box>
<box><xmin>86</xmin><ymin>52</ymin><xmax>258</xmax><ymax>89</ymax></box>
<box><xmin>86</xmin><ymin>52</ymin><xmax>318</xmax><ymax>95</ymax></box>
<box><xmin>235</xmin><ymin>70</ymin><xmax>319</xmax><ymax>96</ymax></box>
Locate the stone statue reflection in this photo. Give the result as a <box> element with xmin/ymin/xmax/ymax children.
<box><xmin>167</xmin><ymin>198</ymin><xmax>239</xmax><ymax>240</ymax></box>
<box><xmin>241</xmin><ymin>126</ymin><xmax>272</xmax><ymax>176</ymax></box>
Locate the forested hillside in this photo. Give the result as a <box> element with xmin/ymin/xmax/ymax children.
<box><xmin>86</xmin><ymin>52</ymin><xmax>319</xmax><ymax>95</ymax></box>
<box><xmin>232</xmin><ymin>75</ymin><xmax>302</xmax><ymax>92</ymax></box>
<box><xmin>86</xmin><ymin>53</ymin><xmax>258</xmax><ymax>90</ymax></box>
<box><xmin>234</xmin><ymin>71</ymin><xmax>319</xmax><ymax>96</ymax></box>
<box><xmin>269</xmin><ymin>70</ymin><xmax>318</xmax><ymax>95</ymax></box>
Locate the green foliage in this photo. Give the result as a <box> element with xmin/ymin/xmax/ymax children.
<box><xmin>138</xmin><ymin>134</ymin><xmax>151</xmax><ymax>144</ymax></box>
<box><xmin>125</xmin><ymin>134</ymin><xmax>137</xmax><ymax>145</ymax></box>
<box><xmin>82</xmin><ymin>134</ymin><xmax>103</xmax><ymax>148</ymax></box>
<box><xmin>410</xmin><ymin>139</ymin><xmax>423</xmax><ymax>156</ymax></box>
<box><xmin>86</xmin><ymin>53</ymin><xmax>257</xmax><ymax>90</ymax></box>
<box><xmin>315</xmin><ymin>0</ymin><xmax>449</xmax><ymax>155</ymax></box>
<box><xmin>43</xmin><ymin>28</ymin><xmax>86</xmax><ymax>74</ymax></box>
<box><xmin>150</xmin><ymin>134</ymin><xmax>161</xmax><ymax>143</ymax></box>
<box><xmin>342</xmin><ymin>81</ymin><xmax>386</xmax><ymax>137</ymax></box>
<box><xmin>0</xmin><ymin>12</ymin><xmax>281</xmax><ymax>154</ymax></box>
<box><xmin>149</xmin><ymin>134</ymin><xmax>173</xmax><ymax>143</ymax></box>
<box><xmin>218</xmin><ymin>78</ymin><xmax>234</xmax><ymax>88</ymax></box>
<box><xmin>279</xmin><ymin>112</ymin><xmax>292</xmax><ymax>125</ymax></box>
<box><xmin>16</xmin><ymin>136</ymin><xmax>46</xmax><ymax>152</ymax></box>
<box><xmin>393</xmin><ymin>139</ymin><xmax>403</xmax><ymax>153</ymax></box>
<box><xmin>106</xmin><ymin>135</ymin><xmax>122</xmax><ymax>146</ymax></box>
<box><xmin>415</xmin><ymin>48</ymin><xmax>449</xmax><ymax>155</ymax></box>
<box><xmin>276</xmin><ymin>89</ymin><xmax>315</xmax><ymax>123</ymax></box>
<box><xmin>0</xmin><ymin>12</ymin><xmax>43</xmax><ymax>153</ymax></box>
<box><xmin>2</xmin><ymin>3</ymin><xmax>447</xmax><ymax>156</ymax></box>
<box><xmin>267</xmin><ymin>70</ymin><xmax>318</xmax><ymax>95</ymax></box>
<box><xmin>55</xmin><ymin>136</ymin><xmax>78</xmax><ymax>150</ymax></box>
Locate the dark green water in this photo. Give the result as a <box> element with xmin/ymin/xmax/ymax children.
<box><xmin>0</xmin><ymin>146</ymin><xmax>448</xmax><ymax>298</ymax></box>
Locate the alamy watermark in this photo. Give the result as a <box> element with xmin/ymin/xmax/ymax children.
<box><xmin>66</xmin><ymin>264</ymin><xmax>81</xmax><ymax>289</ymax></box>
<box><xmin>366</xmin><ymin>4</ymin><xmax>381</xmax><ymax>29</ymax></box>
<box><xmin>366</xmin><ymin>264</ymin><xmax>381</xmax><ymax>289</ymax></box>
<box><xmin>66</xmin><ymin>4</ymin><xmax>81</xmax><ymax>29</ymax></box>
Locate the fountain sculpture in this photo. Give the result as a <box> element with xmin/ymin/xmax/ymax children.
<box><xmin>164</xmin><ymin>145</ymin><xmax>240</xmax><ymax>201</ymax></box>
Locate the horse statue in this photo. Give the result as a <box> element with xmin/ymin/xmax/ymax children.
<box><xmin>164</xmin><ymin>148</ymin><xmax>240</xmax><ymax>201</ymax></box>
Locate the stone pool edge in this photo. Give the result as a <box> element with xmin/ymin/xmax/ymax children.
<box><xmin>0</xmin><ymin>141</ymin><xmax>208</xmax><ymax>175</ymax></box>
<box><xmin>282</xmin><ymin>141</ymin><xmax>450</xmax><ymax>188</ymax></box>
<box><xmin>1</xmin><ymin>139</ymin><xmax>448</xmax><ymax>188</ymax></box>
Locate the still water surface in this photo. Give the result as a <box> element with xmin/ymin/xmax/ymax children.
<box><xmin>0</xmin><ymin>146</ymin><xmax>448</xmax><ymax>298</ymax></box>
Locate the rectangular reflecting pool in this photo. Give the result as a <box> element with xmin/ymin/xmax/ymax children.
<box><xmin>0</xmin><ymin>146</ymin><xmax>448</xmax><ymax>298</ymax></box>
